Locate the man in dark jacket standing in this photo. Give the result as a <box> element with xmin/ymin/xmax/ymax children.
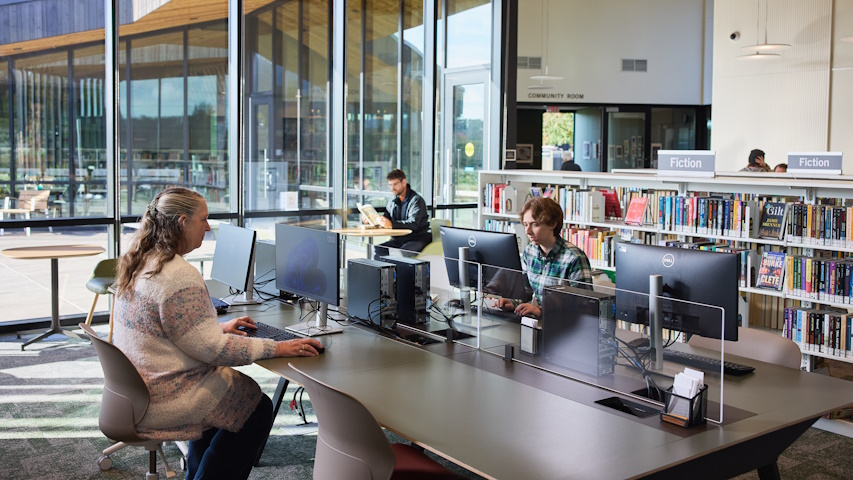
<box><xmin>370</xmin><ymin>169</ymin><xmax>432</xmax><ymax>257</ymax></box>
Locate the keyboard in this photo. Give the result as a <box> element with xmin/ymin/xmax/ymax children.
<box><xmin>210</xmin><ymin>296</ymin><xmax>229</xmax><ymax>312</ymax></box>
<box><xmin>240</xmin><ymin>322</ymin><xmax>300</xmax><ymax>341</ymax></box>
<box><xmin>662</xmin><ymin>349</ymin><xmax>755</xmax><ymax>376</ymax></box>
<box><xmin>479</xmin><ymin>307</ymin><xmax>522</xmax><ymax>322</ymax></box>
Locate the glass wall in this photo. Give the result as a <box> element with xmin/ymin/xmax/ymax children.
<box><xmin>0</xmin><ymin>61</ymin><xmax>9</xmax><ymax>198</ymax></box>
<box><xmin>0</xmin><ymin>0</ymin><xmax>500</xmax><ymax>328</ymax></box>
<box><xmin>120</xmin><ymin>21</ymin><xmax>229</xmax><ymax>216</ymax></box>
<box><xmin>0</xmin><ymin>0</ymin><xmax>111</xmax><ymax>325</ymax></box>
<box><xmin>73</xmin><ymin>45</ymin><xmax>108</xmax><ymax>217</ymax></box>
<box><xmin>364</xmin><ymin>0</ymin><xmax>399</xmax><ymax>200</ymax></box>
<box><xmin>245</xmin><ymin>0</ymin><xmax>332</xmax><ymax>212</ymax></box>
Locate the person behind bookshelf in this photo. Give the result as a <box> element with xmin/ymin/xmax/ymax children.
<box><xmin>740</xmin><ymin>148</ymin><xmax>771</xmax><ymax>172</ymax></box>
<box><xmin>495</xmin><ymin>197</ymin><xmax>593</xmax><ymax>317</ymax></box>
<box><xmin>774</xmin><ymin>163</ymin><xmax>787</xmax><ymax>173</ymax></box>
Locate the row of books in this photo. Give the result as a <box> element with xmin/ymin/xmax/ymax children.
<box><xmin>664</xmin><ymin>240</ymin><xmax>758</xmax><ymax>288</ymax></box>
<box><xmin>655</xmin><ymin>195</ymin><xmax>761</xmax><ymax>238</ymax></box>
<box><xmin>782</xmin><ymin>254</ymin><xmax>853</xmax><ymax>303</ymax></box>
<box><xmin>618</xmin><ymin>188</ymin><xmax>676</xmax><ymax>226</ymax></box>
<box><xmin>482</xmin><ymin>183</ymin><xmax>520</xmax><ymax>215</ymax></box>
<box><xmin>560</xmin><ymin>226</ymin><xmax>616</xmax><ymax>268</ymax></box>
<box><xmin>783</xmin><ymin>307</ymin><xmax>852</xmax><ymax>358</ymax></box>
<box><xmin>785</xmin><ymin>203</ymin><xmax>853</xmax><ymax>247</ymax></box>
<box><xmin>558</xmin><ymin>188</ymin><xmax>607</xmax><ymax>222</ymax></box>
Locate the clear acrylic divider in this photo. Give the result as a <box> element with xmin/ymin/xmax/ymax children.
<box><xmin>472</xmin><ymin>268</ymin><xmax>728</xmax><ymax>425</ymax></box>
<box><xmin>343</xmin><ymin>240</ymin><xmax>731</xmax><ymax>425</ymax></box>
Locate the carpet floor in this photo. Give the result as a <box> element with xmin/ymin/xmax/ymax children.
<box><xmin>1</xmin><ymin>326</ymin><xmax>851</xmax><ymax>479</ymax></box>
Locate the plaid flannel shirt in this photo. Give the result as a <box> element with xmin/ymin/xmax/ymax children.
<box><xmin>523</xmin><ymin>236</ymin><xmax>593</xmax><ymax>305</ymax></box>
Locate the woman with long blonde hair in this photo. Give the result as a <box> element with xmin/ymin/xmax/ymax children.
<box><xmin>113</xmin><ymin>186</ymin><xmax>321</xmax><ymax>480</ymax></box>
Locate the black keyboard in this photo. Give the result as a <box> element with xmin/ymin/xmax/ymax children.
<box><xmin>239</xmin><ymin>322</ymin><xmax>300</xmax><ymax>341</ymax></box>
<box><xmin>210</xmin><ymin>296</ymin><xmax>229</xmax><ymax>311</ymax></box>
<box><xmin>472</xmin><ymin>305</ymin><xmax>522</xmax><ymax>322</ymax></box>
<box><xmin>662</xmin><ymin>349</ymin><xmax>755</xmax><ymax>376</ymax></box>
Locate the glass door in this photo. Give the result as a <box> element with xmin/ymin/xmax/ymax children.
<box><xmin>439</xmin><ymin>69</ymin><xmax>489</xmax><ymax>205</ymax></box>
<box><xmin>606</xmin><ymin>111</ymin><xmax>646</xmax><ymax>171</ymax></box>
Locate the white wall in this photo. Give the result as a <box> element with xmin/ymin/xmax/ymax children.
<box><xmin>830</xmin><ymin>0</ymin><xmax>853</xmax><ymax>163</ymax></box>
<box><xmin>711</xmin><ymin>0</ymin><xmax>833</xmax><ymax>171</ymax></box>
<box><xmin>517</xmin><ymin>0</ymin><xmax>709</xmax><ymax>105</ymax></box>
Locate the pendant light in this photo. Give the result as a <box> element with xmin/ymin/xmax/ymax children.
<box><xmin>738</xmin><ymin>0</ymin><xmax>789</xmax><ymax>59</ymax></box>
<box><xmin>529</xmin><ymin>0</ymin><xmax>562</xmax><ymax>86</ymax></box>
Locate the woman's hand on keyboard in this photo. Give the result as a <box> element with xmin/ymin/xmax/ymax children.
<box><xmin>276</xmin><ymin>338</ymin><xmax>324</xmax><ymax>357</ymax></box>
<box><xmin>220</xmin><ymin>316</ymin><xmax>257</xmax><ymax>335</ymax></box>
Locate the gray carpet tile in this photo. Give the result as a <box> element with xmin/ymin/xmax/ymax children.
<box><xmin>2</xmin><ymin>327</ymin><xmax>852</xmax><ymax>479</ymax></box>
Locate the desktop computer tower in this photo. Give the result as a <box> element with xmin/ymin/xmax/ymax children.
<box><xmin>542</xmin><ymin>285</ymin><xmax>617</xmax><ymax>376</ymax></box>
<box><xmin>379</xmin><ymin>256</ymin><xmax>429</xmax><ymax>324</ymax></box>
<box><xmin>347</xmin><ymin>258</ymin><xmax>397</xmax><ymax>328</ymax></box>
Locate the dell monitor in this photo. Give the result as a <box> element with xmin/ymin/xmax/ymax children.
<box><xmin>275</xmin><ymin>223</ymin><xmax>342</xmax><ymax>336</ymax></box>
<box><xmin>614</xmin><ymin>243</ymin><xmax>739</xmax><ymax>342</ymax></box>
<box><xmin>210</xmin><ymin>223</ymin><xmax>260</xmax><ymax>305</ymax></box>
<box><xmin>439</xmin><ymin>226</ymin><xmax>531</xmax><ymax>301</ymax></box>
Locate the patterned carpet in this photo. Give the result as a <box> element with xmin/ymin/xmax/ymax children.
<box><xmin>1</xmin><ymin>326</ymin><xmax>851</xmax><ymax>480</ymax></box>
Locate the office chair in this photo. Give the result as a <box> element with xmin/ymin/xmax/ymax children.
<box><xmin>688</xmin><ymin>326</ymin><xmax>802</xmax><ymax>369</ymax></box>
<box><xmin>84</xmin><ymin>258</ymin><xmax>117</xmax><ymax>326</ymax></box>
<box><xmin>287</xmin><ymin>364</ymin><xmax>463</xmax><ymax>480</ymax></box>
<box><xmin>79</xmin><ymin>323</ymin><xmax>185</xmax><ymax>479</ymax></box>
<box><xmin>417</xmin><ymin>218</ymin><xmax>450</xmax><ymax>257</ymax></box>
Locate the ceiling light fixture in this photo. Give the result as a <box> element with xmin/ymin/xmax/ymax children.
<box><xmin>528</xmin><ymin>80</ymin><xmax>554</xmax><ymax>90</ymax></box>
<box><xmin>739</xmin><ymin>0</ymin><xmax>790</xmax><ymax>57</ymax></box>
<box><xmin>529</xmin><ymin>0</ymin><xmax>563</xmax><ymax>84</ymax></box>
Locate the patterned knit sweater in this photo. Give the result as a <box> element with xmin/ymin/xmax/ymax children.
<box><xmin>112</xmin><ymin>255</ymin><xmax>277</xmax><ymax>441</ymax></box>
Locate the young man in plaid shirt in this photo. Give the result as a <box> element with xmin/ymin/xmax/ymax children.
<box><xmin>497</xmin><ymin>196</ymin><xmax>592</xmax><ymax>317</ymax></box>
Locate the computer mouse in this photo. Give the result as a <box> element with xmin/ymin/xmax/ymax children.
<box><xmin>317</xmin><ymin>347</ymin><xmax>326</xmax><ymax>354</ymax></box>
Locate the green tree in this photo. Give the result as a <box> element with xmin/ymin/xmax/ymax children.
<box><xmin>542</xmin><ymin>112</ymin><xmax>574</xmax><ymax>147</ymax></box>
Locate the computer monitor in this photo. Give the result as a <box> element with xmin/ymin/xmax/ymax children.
<box><xmin>614</xmin><ymin>243</ymin><xmax>739</xmax><ymax>341</ymax></box>
<box><xmin>210</xmin><ymin>223</ymin><xmax>260</xmax><ymax>305</ymax></box>
<box><xmin>439</xmin><ymin>226</ymin><xmax>531</xmax><ymax>301</ymax></box>
<box><xmin>275</xmin><ymin>223</ymin><xmax>342</xmax><ymax>336</ymax></box>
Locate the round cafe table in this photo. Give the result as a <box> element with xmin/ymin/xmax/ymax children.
<box><xmin>2</xmin><ymin>244</ymin><xmax>106</xmax><ymax>350</ymax></box>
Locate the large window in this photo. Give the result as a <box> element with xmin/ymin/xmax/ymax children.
<box><xmin>0</xmin><ymin>0</ymin><xmax>500</xmax><ymax>328</ymax></box>
<box><xmin>245</xmin><ymin>0</ymin><xmax>331</xmax><ymax>213</ymax></box>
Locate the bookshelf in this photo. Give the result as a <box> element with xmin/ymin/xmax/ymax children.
<box><xmin>479</xmin><ymin>169</ymin><xmax>853</xmax><ymax>365</ymax></box>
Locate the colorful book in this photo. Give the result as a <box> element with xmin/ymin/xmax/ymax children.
<box><xmin>624</xmin><ymin>197</ymin><xmax>649</xmax><ymax>226</ymax></box>
<box><xmin>757</xmin><ymin>202</ymin><xmax>789</xmax><ymax>240</ymax></box>
<box><xmin>756</xmin><ymin>251</ymin><xmax>786</xmax><ymax>290</ymax></box>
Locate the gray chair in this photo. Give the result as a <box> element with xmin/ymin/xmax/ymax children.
<box><xmin>288</xmin><ymin>364</ymin><xmax>463</xmax><ymax>480</ymax></box>
<box><xmin>688</xmin><ymin>326</ymin><xmax>802</xmax><ymax>369</ymax></box>
<box><xmin>79</xmin><ymin>323</ymin><xmax>184</xmax><ymax>479</ymax></box>
<box><xmin>84</xmin><ymin>258</ymin><xmax>117</xmax><ymax>326</ymax></box>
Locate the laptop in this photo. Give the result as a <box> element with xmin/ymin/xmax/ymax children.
<box><xmin>357</xmin><ymin>202</ymin><xmax>385</xmax><ymax>228</ymax></box>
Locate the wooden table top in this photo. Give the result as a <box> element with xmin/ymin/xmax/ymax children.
<box><xmin>1</xmin><ymin>244</ymin><xmax>105</xmax><ymax>260</ymax></box>
<box><xmin>332</xmin><ymin>227</ymin><xmax>412</xmax><ymax>237</ymax></box>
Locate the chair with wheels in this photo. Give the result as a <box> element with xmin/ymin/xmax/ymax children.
<box><xmin>288</xmin><ymin>364</ymin><xmax>463</xmax><ymax>480</ymax></box>
<box><xmin>688</xmin><ymin>326</ymin><xmax>802</xmax><ymax>369</ymax></box>
<box><xmin>84</xmin><ymin>258</ymin><xmax>117</xmax><ymax>326</ymax></box>
<box><xmin>79</xmin><ymin>323</ymin><xmax>186</xmax><ymax>479</ymax></box>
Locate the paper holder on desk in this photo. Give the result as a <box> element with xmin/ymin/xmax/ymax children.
<box><xmin>660</xmin><ymin>384</ymin><xmax>708</xmax><ymax>428</ymax></box>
